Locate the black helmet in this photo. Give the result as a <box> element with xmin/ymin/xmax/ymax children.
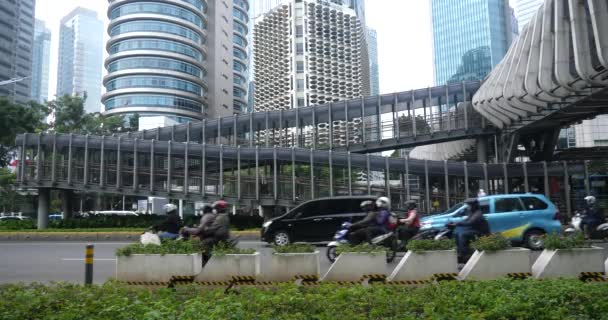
<box><xmin>405</xmin><ymin>200</ymin><xmax>417</xmax><ymax>209</ymax></box>
<box><xmin>464</xmin><ymin>198</ymin><xmax>479</xmax><ymax>208</ymax></box>
<box><xmin>360</xmin><ymin>200</ymin><xmax>375</xmax><ymax>211</ymax></box>
<box><xmin>202</xmin><ymin>204</ymin><xmax>213</xmax><ymax>214</ymax></box>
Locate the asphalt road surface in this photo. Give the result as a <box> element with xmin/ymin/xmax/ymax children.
<box><xmin>0</xmin><ymin>241</ymin><xmax>606</xmax><ymax>284</ymax></box>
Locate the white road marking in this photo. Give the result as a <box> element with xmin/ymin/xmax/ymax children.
<box><xmin>0</xmin><ymin>242</ymin><xmax>131</xmax><ymax>245</ymax></box>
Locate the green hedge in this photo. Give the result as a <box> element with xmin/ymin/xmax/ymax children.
<box><xmin>0</xmin><ymin>214</ymin><xmax>263</xmax><ymax>231</ymax></box>
<box><xmin>1</xmin><ymin>280</ymin><xmax>607</xmax><ymax>319</ymax></box>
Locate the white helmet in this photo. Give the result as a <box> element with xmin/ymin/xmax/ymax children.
<box><xmin>163</xmin><ymin>203</ymin><xmax>178</xmax><ymax>214</ymax></box>
<box><xmin>584</xmin><ymin>195</ymin><xmax>596</xmax><ymax>205</ymax></box>
<box><xmin>477</xmin><ymin>189</ymin><xmax>487</xmax><ymax>197</ymax></box>
<box><xmin>375</xmin><ymin>196</ymin><xmax>390</xmax><ymax>210</ymax></box>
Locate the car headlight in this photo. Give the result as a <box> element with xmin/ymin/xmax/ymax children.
<box><xmin>262</xmin><ymin>221</ymin><xmax>272</xmax><ymax>228</ymax></box>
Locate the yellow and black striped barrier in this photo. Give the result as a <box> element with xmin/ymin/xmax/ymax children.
<box><xmin>387</xmin><ymin>280</ymin><xmax>432</xmax><ymax>285</ymax></box>
<box><xmin>507</xmin><ymin>272</ymin><xmax>532</xmax><ymax>280</ymax></box>
<box><xmin>123</xmin><ymin>281</ymin><xmax>170</xmax><ymax>286</ymax></box>
<box><xmin>361</xmin><ymin>274</ymin><xmax>387</xmax><ymax>285</ymax></box>
<box><xmin>293</xmin><ymin>274</ymin><xmax>319</xmax><ymax>286</ymax></box>
<box><xmin>169</xmin><ymin>275</ymin><xmax>195</xmax><ymax>287</ymax></box>
<box><xmin>579</xmin><ymin>272</ymin><xmax>607</xmax><ymax>282</ymax></box>
<box><xmin>84</xmin><ymin>244</ymin><xmax>94</xmax><ymax>285</ymax></box>
<box><xmin>433</xmin><ymin>273</ymin><xmax>458</xmax><ymax>282</ymax></box>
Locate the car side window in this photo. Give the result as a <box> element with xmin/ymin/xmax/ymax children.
<box><xmin>494</xmin><ymin>198</ymin><xmax>524</xmax><ymax>213</ymax></box>
<box><xmin>318</xmin><ymin>200</ymin><xmax>342</xmax><ymax>216</ymax></box>
<box><xmin>521</xmin><ymin>197</ymin><xmax>549</xmax><ymax>210</ymax></box>
<box><xmin>479</xmin><ymin>200</ymin><xmax>490</xmax><ymax>214</ymax></box>
<box><xmin>291</xmin><ymin>202</ymin><xmax>319</xmax><ymax>219</ymax></box>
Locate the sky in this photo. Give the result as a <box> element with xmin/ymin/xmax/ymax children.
<box><xmin>35</xmin><ymin>0</ymin><xmax>517</xmax><ymax>101</ymax></box>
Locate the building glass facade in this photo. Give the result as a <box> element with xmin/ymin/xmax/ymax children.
<box><xmin>31</xmin><ymin>19</ymin><xmax>51</xmax><ymax>103</ymax></box>
<box><xmin>57</xmin><ymin>8</ymin><xmax>104</xmax><ymax>113</ymax></box>
<box><xmin>431</xmin><ymin>0</ymin><xmax>513</xmax><ymax>85</ymax></box>
<box><xmin>0</xmin><ymin>0</ymin><xmax>35</xmax><ymax>104</ymax></box>
<box><xmin>367</xmin><ymin>27</ymin><xmax>379</xmax><ymax>95</ymax></box>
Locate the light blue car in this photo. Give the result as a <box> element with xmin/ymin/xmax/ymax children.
<box><xmin>420</xmin><ymin>194</ymin><xmax>562</xmax><ymax>250</ymax></box>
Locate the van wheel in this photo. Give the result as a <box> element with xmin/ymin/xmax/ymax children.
<box><xmin>273</xmin><ymin>231</ymin><xmax>291</xmax><ymax>246</ymax></box>
<box><xmin>524</xmin><ymin>230</ymin><xmax>545</xmax><ymax>250</ymax></box>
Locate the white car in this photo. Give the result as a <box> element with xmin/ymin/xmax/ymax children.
<box><xmin>92</xmin><ymin>211</ymin><xmax>139</xmax><ymax>216</ymax></box>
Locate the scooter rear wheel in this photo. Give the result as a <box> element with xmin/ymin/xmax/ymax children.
<box><xmin>326</xmin><ymin>246</ymin><xmax>338</xmax><ymax>263</ymax></box>
<box><xmin>385</xmin><ymin>237</ymin><xmax>398</xmax><ymax>263</ymax></box>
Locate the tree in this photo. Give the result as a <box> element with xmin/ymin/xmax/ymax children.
<box><xmin>128</xmin><ymin>113</ymin><xmax>140</xmax><ymax>132</ymax></box>
<box><xmin>0</xmin><ymin>168</ymin><xmax>23</xmax><ymax>212</ymax></box>
<box><xmin>0</xmin><ymin>97</ymin><xmax>49</xmax><ymax>166</ymax></box>
<box><xmin>49</xmin><ymin>94</ymin><xmax>125</xmax><ymax>135</ymax></box>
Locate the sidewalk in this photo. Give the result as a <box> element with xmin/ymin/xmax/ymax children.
<box><xmin>0</xmin><ymin>230</ymin><xmax>260</xmax><ymax>241</ymax></box>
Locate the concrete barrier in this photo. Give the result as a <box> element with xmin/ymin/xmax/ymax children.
<box><xmin>195</xmin><ymin>253</ymin><xmax>260</xmax><ymax>282</ymax></box>
<box><xmin>322</xmin><ymin>252</ymin><xmax>386</xmax><ymax>282</ymax></box>
<box><xmin>459</xmin><ymin>248</ymin><xmax>531</xmax><ymax>280</ymax></box>
<box><xmin>388</xmin><ymin>250</ymin><xmax>458</xmax><ymax>281</ymax></box>
<box><xmin>116</xmin><ymin>254</ymin><xmax>201</xmax><ymax>282</ymax></box>
<box><xmin>532</xmin><ymin>247</ymin><xmax>606</xmax><ymax>279</ymax></box>
<box><xmin>260</xmin><ymin>252</ymin><xmax>320</xmax><ymax>282</ymax></box>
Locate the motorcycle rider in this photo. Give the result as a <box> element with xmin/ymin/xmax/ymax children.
<box><xmin>448</xmin><ymin>198</ymin><xmax>490</xmax><ymax>264</ymax></box>
<box><xmin>348</xmin><ymin>200</ymin><xmax>378</xmax><ymax>244</ymax></box>
<box><xmin>179</xmin><ymin>204</ymin><xmax>215</xmax><ymax>240</ymax></box>
<box><xmin>581</xmin><ymin>195</ymin><xmax>604</xmax><ymax>239</ymax></box>
<box><xmin>152</xmin><ymin>204</ymin><xmax>182</xmax><ymax>240</ymax></box>
<box><xmin>397</xmin><ymin>200</ymin><xmax>420</xmax><ymax>243</ymax></box>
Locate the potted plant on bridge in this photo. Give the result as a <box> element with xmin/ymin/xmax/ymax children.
<box><xmin>532</xmin><ymin>232</ymin><xmax>605</xmax><ymax>279</ymax></box>
<box><xmin>458</xmin><ymin>234</ymin><xmax>531</xmax><ymax>280</ymax></box>
<box><xmin>388</xmin><ymin>239</ymin><xmax>457</xmax><ymax>282</ymax></box>
<box><xmin>259</xmin><ymin>243</ymin><xmax>319</xmax><ymax>282</ymax></box>
<box><xmin>321</xmin><ymin>243</ymin><xmax>387</xmax><ymax>282</ymax></box>
<box><xmin>115</xmin><ymin>240</ymin><xmax>202</xmax><ymax>283</ymax></box>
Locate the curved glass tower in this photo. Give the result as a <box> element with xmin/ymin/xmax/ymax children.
<box><xmin>103</xmin><ymin>0</ymin><xmax>208</xmax><ymax>122</ymax></box>
<box><xmin>232</xmin><ymin>0</ymin><xmax>249</xmax><ymax>113</ymax></box>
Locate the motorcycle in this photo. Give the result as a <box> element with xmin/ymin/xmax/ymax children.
<box><xmin>564</xmin><ymin>211</ymin><xmax>608</xmax><ymax>239</ymax></box>
<box><xmin>326</xmin><ymin>222</ymin><xmax>399</xmax><ymax>263</ymax></box>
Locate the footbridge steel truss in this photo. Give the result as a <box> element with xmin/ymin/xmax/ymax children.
<box><xmin>16</xmin><ymin>133</ymin><xmax>587</xmax><ymax>214</ymax></box>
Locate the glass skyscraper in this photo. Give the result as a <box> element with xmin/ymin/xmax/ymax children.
<box><xmin>431</xmin><ymin>0</ymin><xmax>514</xmax><ymax>85</ymax></box>
<box><xmin>515</xmin><ymin>0</ymin><xmax>543</xmax><ymax>32</ymax></box>
<box><xmin>367</xmin><ymin>27</ymin><xmax>379</xmax><ymax>95</ymax></box>
<box><xmin>31</xmin><ymin>19</ymin><xmax>51</xmax><ymax>103</ymax></box>
<box><xmin>57</xmin><ymin>7</ymin><xmax>104</xmax><ymax>113</ymax></box>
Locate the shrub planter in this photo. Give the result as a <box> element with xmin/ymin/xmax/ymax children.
<box><xmin>259</xmin><ymin>251</ymin><xmax>320</xmax><ymax>282</ymax></box>
<box><xmin>532</xmin><ymin>247</ymin><xmax>605</xmax><ymax>279</ymax></box>
<box><xmin>116</xmin><ymin>254</ymin><xmax>200</xmax><ymax>282</ymax></box>
<box><xmin>322</xmin><ymin>252</ymin><xmax>386</xmax><ymax>282</ymax></box>
<box><xmin>194</xmin><ymin>253</ymin><xmax>260</xmax><ymax>282</ymax></box>
<box><xmin>458</xmin><ymin>248</ymin><xmax>531</xmax><ymax>280</ymax></box>
<box><xmin>388</xmin><ymin>250</ymin><xmax>458</xmax><ymax>281</ymax></box>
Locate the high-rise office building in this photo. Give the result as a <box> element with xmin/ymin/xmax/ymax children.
<box><xmin>254</xmin><ymin>0</ymin><xmax>368</xmax><ymax>111</ymax></box>
<box><xmin>31</xmin><ymin>19</ymin><xmax>51</xmax><ymax>103</ymax></box>
<box><xmin>367</xmin><ymin>27</ymin><xmax>379</xmax><ymax>95</ymax></box>
<box><xmin>57</xmin><ymin>7</ymin><xmax>104</xmax><ymax>113</ymax></box>
<box><xmin>103</xmin><ymin>0</ymin><xmax>250</xmax><ymax>124</ymax></box>
<box><xmin>431</xmin><ymin>0</ymin><xmax>514</xmax><ymax>85</ymax></box>
<box><xmin>514</xmin><ymin>0</ymin><xmax>543</xmax><ymax>32</ymax></box>
<box><xmin>0</xmin><ymin>0</ymin><xmax>36</xmax><ymax>105</ymax></box>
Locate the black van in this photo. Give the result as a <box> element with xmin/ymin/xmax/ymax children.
<box><xmin>261</xmin><ymin>196</ymin><xmax>377</xmax><ymax>246</ymax></box>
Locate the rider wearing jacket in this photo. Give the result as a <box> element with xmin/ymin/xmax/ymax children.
<box><xmin>451</xmin><ymin>198</ymin><xmax>490</xmax><ymax>264</ymax></box>
<box><xmin>348</xmin><ymin>200</ymin><xmax>377</xmax><ymax>244</ymax></box>
<box><xmin>153</xmin><ymin>204</ymin><xmax>182</xmax><ymax>239</ymax></box>
<box><xmin>581</xmin><ymin>195</ymin><xmax>604</xmax><ymax>238</ymax></box>
<box><xmin>180</xmin><ymin>204</ymin><xmax>215</xmax><ymax>239</ymax></box>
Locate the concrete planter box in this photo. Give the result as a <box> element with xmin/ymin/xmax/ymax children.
<box><xmin>195</xmin><ymin>253</ymin><xmax>260</xmax><ymax>282</ymax></box>
<box><xmin>322</xmin><ymin>252</ymin><xmax>386</xmax><ymax>282</ymax></box>
<box><xmin>388</xmin><ymin>250</ymin><xmax>458</xmax><ymax>281</ymax></box>
<box><xmin>532</xmin><ymin>247</ymin><xmax>605</xmax><ymax>279</ymax></box>
<box><xmin>459</xmin><ymin>248</ymin><xmax>531</xmax><ymax>280</ymax></box>
<box><xmin>259</xmin><ymin>252</ymin><xmax>320</xmax><ymax>282</ymax></box>
<box><xmin>116</xmin><ymin>254</ymin><xmax>200</xmax><ymax>282</ymax></box>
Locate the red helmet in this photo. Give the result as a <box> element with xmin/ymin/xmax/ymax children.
<box><xmin>212</xmin><ymin>200</ymin><xmax>228</xmax><ymax>213</ymax></box>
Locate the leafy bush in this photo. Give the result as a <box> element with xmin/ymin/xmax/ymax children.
<box><xmin>406</xmin><ymin>239</ymin><xmax>455</xmax><ymax>253</ymax></box>
<box><xmin>211</xmin><ymin>241</ymin><xmax>256</xmax><ymax>256</ymax></box>
<box><xmin>0</xmin><ymin>219</ymin><xmax>35</xmax><ymax>230</ymax></box>
<box><xmin>115</xmin><ymin>240</ymin><xmax>201</xmax><ymax>257</ymax></box>
<box><xmin>272</xmin><ymin>243</ymin><xmax>316</xmax><ymax>254</ymax></box>
<box><xmin>471</xmin><ymin>234</ymin><xmax>511</xmax><ymax>252</ymax></box>
<box><xmin>2</xmin><ymin>280</ymin><xmax>608</xmax><ymax>319</ymax></box>
<box><xmin>543</xmin><ymin>232</ymin><xmax>589</xmax><ymax>250</ymax></box>
<box><xmin>335</xmin><ymin>243</ymin><xmax>386</xmax><ymax>255</ymax></box>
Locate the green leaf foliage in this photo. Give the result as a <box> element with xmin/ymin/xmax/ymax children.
<box><xmin>210</xmin><ymin>241</ymin><xmax>256</xmax><ymax>256</ymax></box>
<box><xmin>272</xmin><ymin>243</ymin><xmax>315</xmax><ymax>254</ymax></box>
<box><xmin>406</xmin><ymin>239</ymin><xmax>456</xmax><ymax>253</ymax></box>
<box><xmin>1</xmin><ymin>280</ymin><xmax>608</xmax><ymax>319</ymax></box>
<box><xmin>543</xmin><ymin>232</ymin><xmax>590</xmax><ymax>250</ymax></box>
<box><xmin>470</xmin><ymin>234</ymin><xmax>511</xmax><ymax>252</ymax></box>
<box><xmin>115</xmin><ymin>240</ymin><xmax>202</xmax><ymax>257</ymax></box>
<box><xmin>335</xmin><ymin>243</ymin><xmax>386</xmax><ymax>255</ymax></box>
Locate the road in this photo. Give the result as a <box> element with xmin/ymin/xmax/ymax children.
<box><xmin>0</xmin><ymin>241</ymin><xmax>606</xmax><ymax>284</ymax></box>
